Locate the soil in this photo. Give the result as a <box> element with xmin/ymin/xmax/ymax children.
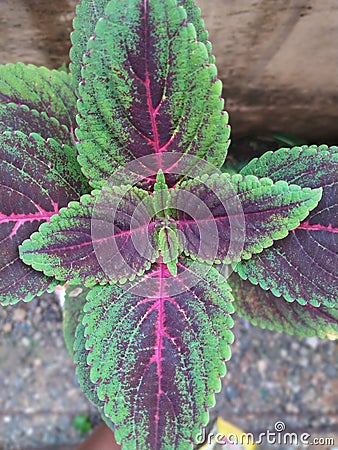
<box><xmin>0</xmin><ymin>292</ymin><xmax>337</xmax><ymax>450</ymax></box>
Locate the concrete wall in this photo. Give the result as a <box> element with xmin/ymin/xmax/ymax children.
<box><xmin>1</xmin><ymin>0</ymin><xmax>337</xmax><ymax>142</ymax></box>
<box><xmin>197</xmin><ymin>0</ymin><xmax>338</xmax><ymax>142</ymax></box>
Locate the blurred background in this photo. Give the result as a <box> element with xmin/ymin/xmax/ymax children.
<box><xmin>0</xmin><ymin>0</ymin><xmax>337</xmax><ymax>449</ymax></box>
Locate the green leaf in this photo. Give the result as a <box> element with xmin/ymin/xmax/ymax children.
<box><xmin>239</xmin><ymin>145</ymin><xmax>338</xmax><ymax>307</ymax></box>
<box><xmin>0</xmin><ymin>63</ymin><xmax>77</xmax><ymax>132</ymax></box>
<box><xmin>72</xmin><ymin>414</ymin><xmax>92</xmax><ymax>435</ymax></box>
<box><xmin>81</xmin><ymin>259</ymin><xmax>234</xmax><ymax>449</ymax></box>
<box><xmin>157</xmin><ymin>226</ymin><xmax>180</xmax><ymax>276</ymax></box>
<box><xmin>19</xmin><ymin>186</ymin><xmax>158</xmax><ymax>286</ymax></box>
<box><xmin>153</xmin><ymin>169</ymin><xmax>170</xmax><ymax>216</ymax></box>
<box><xmin>76</xmin><ymin>0</ymin><xmax>229</xmax><ymax>188</ymax></box>
<box><xmin>230</xmin><ymin>273</ymin><xmax>338</xmax><ymax>340</ymax></box>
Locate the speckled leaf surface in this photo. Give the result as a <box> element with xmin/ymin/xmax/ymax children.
<box><xmin>239</xmin><ymin>145</ymin><xmax>338</xmax><ymax>307</ymax></box>
<box><xmin>229</xmin><ymin>273</ymin><xmax>338</xmax><ymax>340</ymax></box>
<box><xmin>176</xmin><ymin>0</ymin><xmax>214</xmax><ymax>62</ymax></box>
<box><xmin>76</xmin><ymin>0</ymin><xmax>229</xmax><ymax>188</ymax></box>
<box><xmin>73</xmin><ymin>295</ymin><xmax>115</xmax><ymax>430</ymax></box>
<box><xmin>70</xmin><ymin>0</ymin><xmax>213</xmax><ymax>89</ymax></box>
<box><xmin>82</xmin><ymin>259</ymin><xmax>234</xmax><ymax>449</ymax></box>
<box><xmin>0</xmin><ymin>131</ymin><xmax>88</xmax><ymax>305</ymax></box>
<box><xmin>170</xmin><ymin>173</ymin><xmax>321</xmax><ymax>263</ymax></box>
<box><xmin>0</xmin><ymin>103</ymin><xmax>74</xmax><ymax>147</ymax></box>
<box><xmin>64</xmin><ymin>284</ymin><xmax>108</xmax><ymax>412</ymax></box>
<box><xmin>63</xmin><ymin>285</ymin><xmax>90</xmax><ymax>361</ymax></box>
<box><xmin>70</xmin><ymin>0</ymin><xmax>109</xmax><ymax>88</ymax></box>
<box><xmin>20</xmin><ymin>187</ymin><xmax>158</xmax><ymax>286</ymax></box>
<box><xmin>0</xmin><ymin>63</ymin><xmax>77</xmax><ymax>132</ymax></box>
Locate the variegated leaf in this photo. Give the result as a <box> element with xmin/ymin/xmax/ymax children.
<box><xmin>238</xmin><ymin>145</ymin><xmax>338</xmax><ymax>307</ymax></box>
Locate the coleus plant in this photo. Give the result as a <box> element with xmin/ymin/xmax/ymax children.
<box><xmin>0</xmin><ymin>0</ymin><xmax>337</xmax><ymax>448</ymax></box>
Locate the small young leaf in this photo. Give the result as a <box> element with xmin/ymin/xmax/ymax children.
<box><xmin>170</xmin><ymin>173</ymin><xmax>322</xmax><ymax>264</ymax></box>
<box><xmin>153</xmin><ymin>169</ymin><xmax>170</xmax><ymax>215</ymax></box>
<box><xmin>76</xmin><ymin>0</ymin><xmax>229</xmax><ymax>187</ymax></box>
<box><xmin>229</xmin><ymin>273</ymin><xmax>338</xmax><ymax>340</ymax></box>
<box><xmin>157</xmin><ymin>226</ymin><xmax>180</xmax><ymax>276</ymax></box>
<box><xmin>81</xmin><ymin>259</ymin><xmax>234</xmax><ymax>449</ymax></box>
<box><xmin>0</xmin><ymin>63</ymin><xmax>77</xmax><ymax>132</ymax></box>
<box><xmin>20</xmin><ymin>187</ymin><xmax>158</xmax><ymax>286</ymax></box>
<box><xmin>239</xmin><ymin>145</ymin><xmax>338</xmax><ymax>307</ymax></box>
<box><xmin>0</xmin><ymin>132</ymin><xmax>88</xmax><ymax>305</ymax></box>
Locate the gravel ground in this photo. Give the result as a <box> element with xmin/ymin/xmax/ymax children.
<box><xmin>0</xmin><ymin>292</ymin><xmax>337</xmax><ymax>450</ymax></box>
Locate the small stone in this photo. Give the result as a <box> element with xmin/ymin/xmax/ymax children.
<box><xmin>225</xmin><ymin>385</ymin><xmax>238</xmax><ymax>401</ymax></box>
<box><xmin>69</xmin><ymin>287</ymin><xmax>83</xmax><ymax>298</ymax></box>
<box><xmin>285</xmin><ymin>402</ymin><xmax>298</xmax><ymax>414</ymax></box>
<box><xmin>326</xmin><ymin>365</ymin><xmax>337</xmax><ymax>378</ymax></box>
<box><xmin>305</xmin><ymin>336</ymin><xmax>319</xmax><ymax>349</ymax></box>
<box><xmin>3</xmin><ymin>322</ymin><xmax>12</xmax><ymax>333</ymax></box>
<box><xmin>280</xmin><ymin>349</ymin><xmax>288</xmax><ymax>358</ymax></box>
<box><xmin>257</xmin><ymin>359</ymin><xmax>267</xmax><ymax>375</ymax></box>
<box><xmin>13</xmin><ymin>308</ymin><xmax>26</xmax><ymax>322</ymax></box>
<box><xmin>21</xmin><ymin>337</ymin><xmax>30</xmax><ymax>347</ymax></box>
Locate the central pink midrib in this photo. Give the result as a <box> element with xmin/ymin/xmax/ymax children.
<box><xmin>297</xmin><ymin>221</ymin><xmax>338</xmax><ymax>233</ymax></box>
<box><xmin>25</xmin><ymin>221</ymin><xmax>156</xmax><ymax>254</ymax></box>
<box><xmin>153</xmin><ymin>262</ymin><xmax>166</xmax><ymax>444</ymax></box>
<box><xmin>1</xmin><ymin>208</ymin><xmax>59</xmax><ymax>239</ymax></box>
<box><xmin>0</xmin><ymin>211</ymin><xmax>56</xmax><ymax>224</ymax></box>
<box><xmin>144</xmin><ymin>4</ymin><xmax>160</xmax><ymax>155</ymax></box>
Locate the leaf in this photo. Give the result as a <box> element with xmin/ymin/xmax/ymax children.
<box><xmin>176</xmin><ymin>0</ymin><xmax>214</xmax><ymax>62</ymax></box>
<box><xmin>0</xmin><ymin>63</ymin><xmax>77</xmax><ymax>132</ymax></box>
<box><xmin>73</xmin><ymin>298</ymin><xmax>115</xmax><ymax>431</ymax></box>
<box><xmin>238</xmin><ymin>145</ymin><xmax>338</xmax><ymax>307</ymax></box>
<box><xmin>20</xmin><ymin>186</ymin><xmax>158</xmax><ymax>286</ymax></box>
<box><xmin>0</xmin><ymin>131</ymin><xmax>88</xmax><ymax>305</ymax></box>
<box><xmin>76</xmin><ymin>0</ymin><xmax>229</xmax><ymax>188</ymax></box>
<box><xmin>63</xmin><ymin>285</ymin><xmax>90</xmax><ymax>361</ymax></box>
<box><xmin>229</xmin><ymin>273</ymin><xmax>338</xmax><ymax>340</ymax></box>
<box><xmin>70</xmin><ymin>0</ymin><xmax>109</xmax><ymax>88</ymax></box>
<box><xmin>170</xmin><ymin>173</ymin><xmax>322</xmax><ymax>264</ymax></box>
<box><xmin>81</xmin><ymin>259</ymin><xmax>234</xmax><ymax>449</ymax></box>
<box><xmin>70</xmin><ymin>0</ymin><xmax>213</xmax><ymax>89</ymax></box>
<box><xmin>0</xmin><ymin>103</ymin><xmax>74</xmax><ymax>147</ymax></box>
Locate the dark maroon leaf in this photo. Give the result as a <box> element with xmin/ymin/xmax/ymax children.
<box><xmin>239</xmin><ymin>145</ymin><xmax>338</xmax><ymax>307</ymax></box>
<box><xmin>0</xmin><ymin>131</ymin><xmax>88</xmax><ymax>305</ymax></box>
<box><xmin>20</xmin><ymin>186</ymin><xmax>158</xmax><ymax>286</ymax></box>
<box><xmin>81</xmin><ymin>258</ymin><xmax>234</xmax><ymax>448</ymax></box>
<box><xmin>0</xmin><ymin>103</ymin><xmax>74</xmax><ymax>147</ymax></box>
<box><xmin>230</xmin><ymin>272</ymin><xmax>338</xmax><ymax>339</ymax></box>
